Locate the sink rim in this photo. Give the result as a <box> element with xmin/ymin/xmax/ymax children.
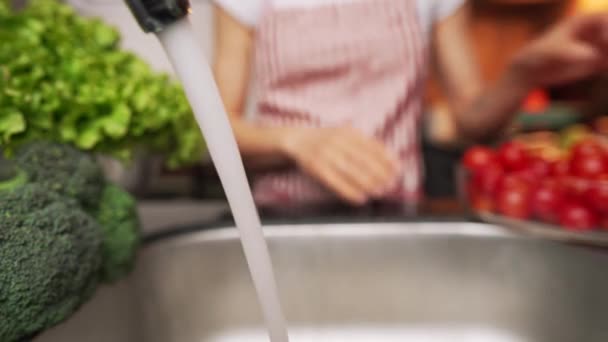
<box><xmin>143</xmin><ymin>222</ymin><xmax>528</xmax><ymax>248</ymax></box>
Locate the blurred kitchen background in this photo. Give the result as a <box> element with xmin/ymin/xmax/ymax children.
<box><xmin>14</xmin><ymin>0</ymin><xmax>608</xmax><ymax>216</ymax></box>
<box><xmin>77</xmin><ymin>1</ymin><xmax>596</xmax><ymax>190</ymax></box>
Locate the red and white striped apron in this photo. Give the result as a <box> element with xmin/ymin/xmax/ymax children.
<box><xmin>252</xmin><ymin>0</ymin><xmax>428</xmax><ymax>208</ymax></box>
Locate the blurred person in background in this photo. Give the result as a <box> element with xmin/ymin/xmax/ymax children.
<box><xmin>213</xmin><ymin>0</ymin><xmax>608</xmax><ymax>212</ymax></box>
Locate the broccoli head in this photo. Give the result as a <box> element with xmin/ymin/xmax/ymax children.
<box><xmin>95</xmin><ymin>183</ymin><xmax>141</xmax><ymax>283</ymax></box>
<box><xmin>0</xmin><ymin>184</ymin><xmax>103</xmax><ymax>342</ymax></box>
<box><xmin>15</xmin><ymin>141</ymin><xmax>105</xmax><ymax>209</ymax></box>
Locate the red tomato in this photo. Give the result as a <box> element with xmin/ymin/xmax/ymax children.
<box><xmin>496</xmin><ymin>174</ymin><xmax>531</xmax><ymax>195</ymax></box>
<box><xmin>584</xmin><ymin>182</ymin><xmax>608</xmax><ymax>215</ymax></box>
<box><xmin>542</xmin><ymin>177</ymin><xmax>559</xmax><ymax>188</ymax></box>
<box><xmin>512</xmin><ymin>170</ymin><xmax>537</xmax><ymax>185</ymax></box>
<box><xmin>497</xmin><ymin>184</ymin><xmax>532</xmax><ymax>220</ymax></box>
<box><xmin>498</xmin><ymin>141</ymin><xmax>530</xmax><ymax>171</ymax></box>
<box><xmin>560</xmin><ymin>176</ymin><xmax>592</xmax><ymax>202</ymax></box>
<box><xmin>463</xmin><ymin>146</ymin><xmax>497</xmax><ymax>172</ymax></box>
<box><xmin>522</xmin><ymin>89</ymin><xmax>549</xmax><ymax>113</ymax></box>
<box><xmin>559</xmin><ymin>202</ymin><xmax>597</xmax><ymax>231</ymax></box>
<box><xmin>472</xmin><ymin>163</ymin><xmax>504</xmax><ymax>195</ymax></box>
<box><xmin>531</xmin><ymin>181</ymin><xmax>563</xmax><ymax>223</ymax></box>
<box><xmin>599</xmin><ymin>216</ymin><xmax>608</xmax><ymax>231</ymax></box>
<box><xmin>572</xmin><ymin>139</ymin><xmax>606</xmax><ymax>158</ymax></box>
<box><xmin>527</xmin><ymin>157</ymin><xmax>552</xmax><ymax>177</ymax></box>
<box><xmin>551</xmin><ymin>159</ymin><xmax>570</xmax><ymax>177</ymax></box>
<box><xmin>570</xmin><ymin>153</ymin><xmax>608</xmax><ymax>179</ymax></box>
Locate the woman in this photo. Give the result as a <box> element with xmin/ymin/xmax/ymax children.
<box><xmin>213</xmin><ymin>0</ymin><xmax>608</xmax><ymax>210</ymax></box>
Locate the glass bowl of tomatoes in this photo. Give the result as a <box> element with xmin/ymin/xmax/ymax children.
<box><xmin>460</xmin><ymin>131</ymin><xmax>608</xmax><ymax>246</ymax></box>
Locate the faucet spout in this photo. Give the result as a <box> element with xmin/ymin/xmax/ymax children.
<box><xmin>125</xmin><ymin>0</ymin><xmax>190</xmax><ymax>33</ymax></box>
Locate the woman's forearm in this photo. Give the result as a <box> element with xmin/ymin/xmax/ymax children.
<box><xmin>431</xmin><ymin>4</ymin><xmax>531</xmax><ymax>143</ymax></box>
<box><xmin>230</xmin><ymin>117</ymin><xmax>293</xmax><ymax>169</ymax></box>
<box><xmin>213</xmin><ymin>6</ymin><xmax>290</xmax><ymax>170</ymax></box>
<box><xmin>448</xmin><ymin>13</ymin><xmax>608</xmax><ymax>143</ymax></box>
<box><xmin>454</xmin><ymin>67</ymin><xmax>532</xmax><ymax>142</ymax></box>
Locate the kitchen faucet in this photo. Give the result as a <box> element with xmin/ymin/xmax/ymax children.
<box><xmin>125</xmin><ymin>0</ymin><xmax>190</xmax><ymax>33</ymax></box>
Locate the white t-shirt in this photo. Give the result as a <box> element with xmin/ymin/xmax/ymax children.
<box><xmin>215</xmin><ymin>0</ymin><xmax>464</xmax><ymax>37</ymax></box>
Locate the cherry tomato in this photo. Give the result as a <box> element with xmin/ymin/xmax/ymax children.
<box><xmin>560</xmin><ymin>176</ymin><xmax>592</xmax><ymax>202</ymax></box>
<box><xmin>463</xmin><ymin>146</ymin><xmax>497</xmax><ymax>172</ymax></box>
<box><xmin>599</xmin><ymin>216</ymin><xmax>608</xmax><ymax>231</ymax></box>
<box><xmin>512</xmin><ymin>169</ymin><xmax>537</xmax><ymax>185</ymax></box>
<box><xmin>551</xmin><ymin>159</ymin><xmax>570</xmax><ymax>177</ymax></box>
<box><xmin>496</xmin><ymin>174</ymin><xmax>531</xmax><ymax>195</ymax></box>
<box><xmin>527</xmin><ymin>157</ymin><xmax>552</xmax><ymax>177</ymax></box>
<box><xmin>531</xmin><ymin>180</ymin><xmax>563</xmax><ymax>224</ymax></box>
<box><xmin>570</xmin><ymin>153</ymin><xmax>608</xmax><ymax>179</ymax></box>
<box><xmin>498</xmin><ymin>141</ymin><xmax>530</xmax><ymax>171</ymax></box>
<box><xmin>522</xmin><ymin>89</ymin><xmax>549</xmax><ymax>113</ymax></box>
<box><xmin>497</xmin><ymin>184</ymin><xmax>532</xmax><ymax>220</ymax></box>
<box><xmin>559</xmin><ymin>202</ymin><xmax>597</xmax><ymax>231</ymax></box>
<box><xmin>584</xmin><ymin>181</ymin><xmax>608</xmax><ymax>215</ymax></box>
<box><xmin>572</xmin><ymin>139</ymin><xmax>606</xmax><ymax>158</ymax></box>
<box><xmin>542</xmin><ymin>177</ymin><xmax>559</xmax><ymax>188</ymax></box>
<box><xmin>472</xmin><ymin>162</ymin><xmax>504</xmax><ymax>195</ymax></box>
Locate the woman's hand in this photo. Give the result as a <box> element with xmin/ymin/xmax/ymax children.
<box><xmin>280</xmin><ymin>127</ymin><xmax>399</xmax><ymax>205</ymax></box>
<box><xmin>511</xmin><ymin>13</ymin><xmax>608</xmax><ymax>89</ymax></box>
<box><xmin>435</xmin><ymin>8</ymin><xmax>608</xmax><ymax>142</ymax></box>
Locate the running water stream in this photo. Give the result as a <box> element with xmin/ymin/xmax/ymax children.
<box><xmin>157</xmin><ymin>18</ymin><xmax>290</xmax><ymax>342</ymax></box>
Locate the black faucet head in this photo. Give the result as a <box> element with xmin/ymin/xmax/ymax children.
<box><xmin>125</xmin><ymin>0</ymin><xmax>191</xmax><ymax>33</ymax></box>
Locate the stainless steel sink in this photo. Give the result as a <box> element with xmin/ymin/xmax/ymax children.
<box><xmin>37</xmin><ymin>222</ymin><xmax>608</xmax><ymax>342</ymax></box>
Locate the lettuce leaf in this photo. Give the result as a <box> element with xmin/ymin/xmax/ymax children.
<box><xmin>0</xmin><ymin>0</ymin><xmax>205</xmax><ymax>168</ymax></box>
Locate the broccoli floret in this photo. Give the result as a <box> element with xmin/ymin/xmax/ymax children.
<box><xmin>0</xmin><ymin>170</ymin><xmax>27</xmax><ymax>191</ymax></box>
<box><xmin>95</xmin><ymin>184</ymin><xmax>141</xmax><ymax>283</ymax></box>
<box><xmin>0</xmin><ymin>184</ymin><xmax>103</xmax><ymax>342</ymax></box>
<box><xmin>0</xmin><ymin>143</ymin><xmax>140</xmax><ymax>339</ymax></box>
<box><xmin>0</xmin><ymin>160</ymin><xmax>27</xmax><ymax>192</ymax></box>
<box><xmin>15</xmin><ymin>141</ymin><xmax>105</xmax><ymax>209</ymax></box>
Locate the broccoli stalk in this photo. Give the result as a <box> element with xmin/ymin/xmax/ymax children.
<box><xmin>0</xmin><ymin>185</ymin><xmax>103</xmax><ymax>342</ymax></box>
